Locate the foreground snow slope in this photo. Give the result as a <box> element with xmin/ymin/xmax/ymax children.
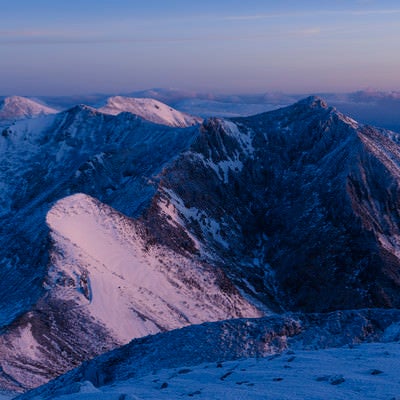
<box><xmin>98</xmin><ymin>96</ymin><xmax>202</xmax><ymax>127</ymax></box>
<box><xmin>18</xmin><ymin>309</ymin><xmax>400</xmax><ymax>399</ymax></box>
<box><xmin>17</xmin><ymin>343</ymin><xmax>400</xmax><ymax>400</ymax></box>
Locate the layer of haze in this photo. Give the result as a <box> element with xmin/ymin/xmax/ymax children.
<box><xmin>1</xmin><ymin>0</ymin><xmax>400</xmax><ymax>95</ymax></box>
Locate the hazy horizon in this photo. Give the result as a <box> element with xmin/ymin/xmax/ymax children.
<box><xmin>1</xmin><ymin>0</ymin><xmax>400</xmax><ymax>96</ymax></box>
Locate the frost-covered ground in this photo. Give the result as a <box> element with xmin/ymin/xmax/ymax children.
<box><xmin>17</xmin><ymin>342</ymin><xmax>400</xmax><ymax>400</ymax></box>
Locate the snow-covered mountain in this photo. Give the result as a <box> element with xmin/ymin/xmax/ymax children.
<box><xmin>0</xmin><ymin>105</ymin><xmax>259</xmax><ymax>392</ymax></box>
<box><xmin>0</xmin><ymin>96</ymin><xmax>57</xmax><ymax>122</ymax></box>
<box><xmin>98</xmin><ymin>96</ymin><xmax>202</xmax><ymax>127</ymax></box>
<box><xmin>2</xmin><ymin>96</ymin><xmax>400</xmax><ymax>394</ymax></box>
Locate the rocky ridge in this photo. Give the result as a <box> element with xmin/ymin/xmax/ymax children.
<box><xmin>144</xmin><ymin>96</ymin><xmax>400</xmax><ymax>311</ymax></box>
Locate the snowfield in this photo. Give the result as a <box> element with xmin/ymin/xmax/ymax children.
<box><xmin>16</xmin><ymin>342</ymin><xmax>400</xmax><ymax>400</ymax></box>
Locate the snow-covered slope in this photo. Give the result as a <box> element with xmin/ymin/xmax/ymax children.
<box><xmin>18</xmin><ymin>308</ymin><xmax>400</xmax><ymax>400</ymax></box>
<box><xmin>16</xmin><ymin>343</ymin><xmax>400</xmax><ymax>400</ymax></box>
<box><xmin>0</xmin><ymin>105</ymin><xmax>199</xmax><ymax>330</ymax></box>
<box><xmin>0</xmin><ymin>96</ymin><xmax>57</xmax><ymax>122</ymax></box>
<box><xmin>0</xmin><ymin>193</ymin><xmax>259</xmax><ymax>391</ymax></box>
<box><xmin>98</xmin><ymin>96</ymin><xmax>202</xmax><ymax>127</ymax></box>
<box><xmin>46</xmin><ymin>193</ymin><xmax>260</xmax><ymax>342</ymax></box>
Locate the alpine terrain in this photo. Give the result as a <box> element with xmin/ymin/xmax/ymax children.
<box><xmin>1</xmin><ymin>96</ymin><xmax>400</xmax><ymax>398</ymax></box>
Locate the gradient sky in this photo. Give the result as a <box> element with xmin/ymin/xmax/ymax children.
<box><xmin>1</xmin><ymin>0</ymin><xmax>400</xmax><ymax>95</ymax></box>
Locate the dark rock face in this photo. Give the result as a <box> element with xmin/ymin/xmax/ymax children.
<box><xmin>145</xmin><ymin>96</ymin><xmax>400</xmax><ymax>312</ymax></box>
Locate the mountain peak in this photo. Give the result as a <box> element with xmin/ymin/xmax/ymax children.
<box><xmin>64</xmin><ymin>104</ymin><xmax>100</xmax><ymax>116</ymax></box>
<box><xmin>0</xmin><ymin>96</ymin><xmax>58</xmax><ymax>120</ymax></box>
<box><xmin>297</xmin><ymin>95</ymin><xmax>328</xmax><ymax>109</ymax></box>
<box><xmin>98</xmin><ymin>96</ymin><xmax>202</xmax><ymax>127</ymax></box>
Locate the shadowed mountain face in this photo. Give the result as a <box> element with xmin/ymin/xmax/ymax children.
<box><xmin>143</xmin><ymin>96</ymin><xmax>400</xmax><ymax>312</ymax></box>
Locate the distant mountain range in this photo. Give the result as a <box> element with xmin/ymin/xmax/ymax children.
<box><xmin>1</xmin><ymin>94</ymin><xmax>400</xmax><ymax>397</ymax></box>
<box><xmin>0</xmin><ymin>95</ymin><xmax>201</xmax><ymax>128</ymax></box>
<box><xmin>3</xmin><ymin>88</ymin><xmax>400</xmax><ymax>131</ymax></box>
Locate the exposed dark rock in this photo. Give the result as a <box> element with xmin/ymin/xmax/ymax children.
<box><xmin>329</xmin><ymin>375</ymin><xmax>345</xmax><ymax>385</ymax></box>
<box><xmin>145</xmin><ymin>96</ymin><xmax>400</xmax><ymax>311</ymax></box>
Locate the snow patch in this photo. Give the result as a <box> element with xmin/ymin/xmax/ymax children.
<box><xmin>222</xmin><ymin>119</ymin><xmax>254</xmax><ymax>155</ymax></box>
<box><xmin>160</xmin><ymin>189</ymin><xmax>229</xmax><ymax>248</ymax></box>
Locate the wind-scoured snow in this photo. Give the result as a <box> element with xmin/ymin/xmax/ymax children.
<box><xmin>0</xmin><ymin>190</ymin><xmax>260</xmax><ymax>392</ymax></box>
<box><xmin>98</xmin><ymin>96</ymin><xmax>202</xmax><ymax>127</ymax></box>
